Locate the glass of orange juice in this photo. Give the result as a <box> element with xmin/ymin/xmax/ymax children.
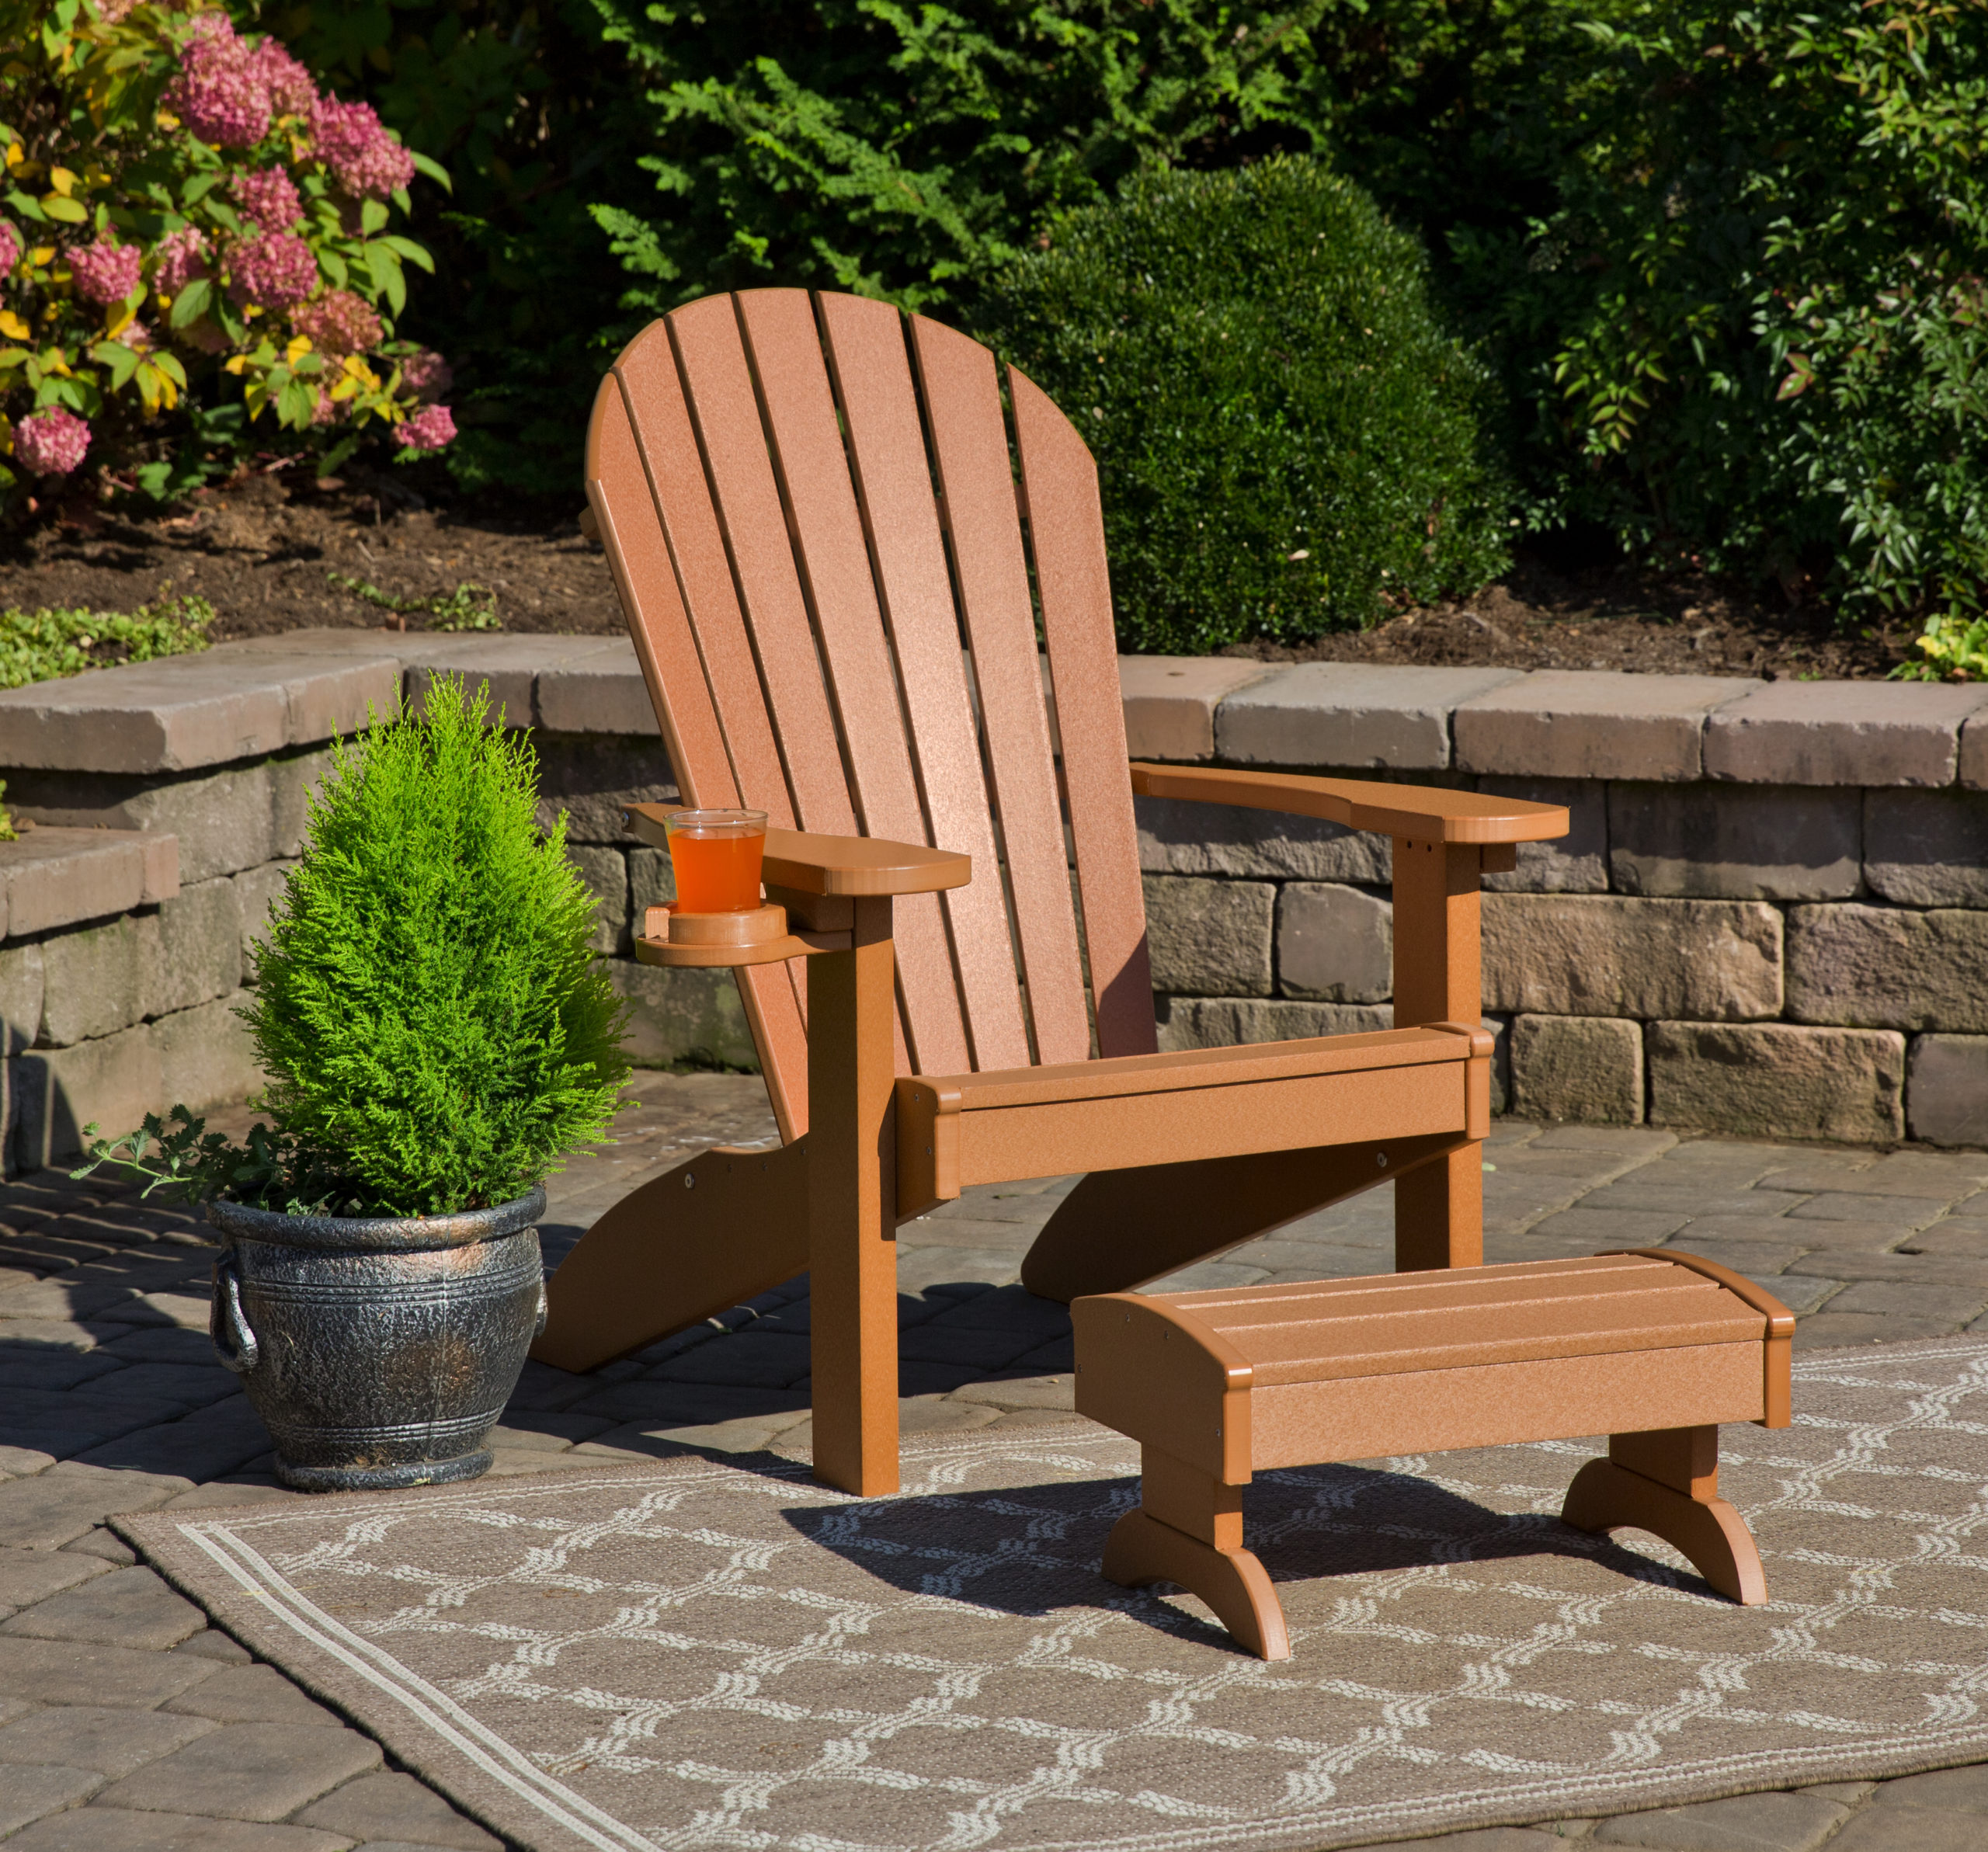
<box><xmin>663</xmin><ymin>809</ymin><xmax>768</xmax><ymax>913</ymax></box>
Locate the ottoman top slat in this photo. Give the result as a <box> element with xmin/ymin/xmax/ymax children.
<box><xmin>1155</xmin><ymin>1254</ymin><xmax>1771</xmax><ymax>1385</ymax></box>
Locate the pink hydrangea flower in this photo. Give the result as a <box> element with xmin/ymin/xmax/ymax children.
<box><xmin>399</xmin><ymin>403</ymin><xmax>455</xmax><ymax>451</ymax></box>
<box><xmin>165</xmin><ymin>16</ymin><xmax>270</xmax><ymax>148</ymax></box>
<box><xmin>0</xmin><ymin>221</ymin><xmax>20</xmax><ymax>279</ymax></box>
<box><xmin>401</xmin><ymin>349</ymin><xmax>453</xmax><ymax>403</ymax></box>
<box><xmin>15</xmin><ymin>408</ymin><xmax>90</xmax><ymax>476</ymax></box>
<box><xmin>308</xmin><ymin>98</ymin><xmax>415</xmax><ymax>200</ymax></box>
<box><xmin>310</xmin><ymin>387</ymin><xmax>346</xmax><ymax>426</ymax></box>
<box><xmin>248</xmin><ymin>38</ymin><xmax>318</xmax><ymax>118</ymax></box>
<box><xmin>228</xmin><ymin>230</ymin><xmax>317</xmax><ymax>310</ymax></box>
<box><xmin>233</xmin><ymin>166</ymin><xmax>302</xmax><ymax>231</ymax></box>
<box><xmin>68</xmin><ymin>238</ymin><xmax>144</xmax><ymax>306</ymax></box>
<box><xmin>152</xmin><ymin>224</ymin><xmax>210</xmax><ymax>294</ymax></box>
<box><xmin>93</xmin><ymin>0</ymin><xmax>139</xmax><ymax>20</ymax></box>
<box><xmin>293</xmin><ymin>289</ymin><xmax>382</xmax><ymax>357</ymax></box>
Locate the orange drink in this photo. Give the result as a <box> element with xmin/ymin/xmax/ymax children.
<box><xmin>663</xmin><ymin>809</ymin><xmax>767</xmax><ymax>913</ymax></box>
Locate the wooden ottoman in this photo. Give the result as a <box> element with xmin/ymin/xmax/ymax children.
<box><xmin>1071</xmin><ymin>1250</ymin><xmax>1795</xmax><ymax>1659</ymax></box>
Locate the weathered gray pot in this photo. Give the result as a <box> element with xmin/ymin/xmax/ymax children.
<box><xmin>206</xmin><ymin>1188</ymin><xmax>547</xmax><ymax>1492</ymax></box>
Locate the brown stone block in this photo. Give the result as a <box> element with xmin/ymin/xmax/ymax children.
<box><xmin>609</xmin><ymin>962</ymin><xmax>757</xmax><ymax>1069</ymax></box>
<box><xmin>0</xmin><ymin>829</ymin><xmax>162</xmax><ymax>940</ymax></box>
<box><xmin>0</xmin><ymin>941</ymin><xmax>43</xmax><ymax>1055</ymax></box>
<box><xmin>1276</xmin><ymin>882</ymin><xmax>1392</xmax><ymax>1002</ymax></box>
<box><xmin>536</xmin><ymin>637</ymin><xmax>659</xmax><ymax>735</ymax></box>
<box><xmin>12</xmin><ymin>1022</ymin><xmax>163</xmax><ymax>1170</ymax></box>
<box><xmin>1511</xmin><ymin>1014</ymin><xmax>1643</xmax><ymax>1123</ymax></box>
<box><xmin>567</xmin><ymin>843</ymin><xmax>630</xmax><ymax>956</ymax></box>
<box><xmin>139</xmin><ymin>877</ymin><xmax>244</xmax><ymax>1021</ymax></box>
<box><xmin>39</xmin><ymin>916</ymin><xmax>144</xmax><ymax>1048</ymax></box>
<box><xmin>1908</xmin><ymin>1034</ymin><xmax>1988</xmax><ymax>1149</ymax></box>
<box><xmin>1787</xmin><ymin>903</ymin><xmax>1988</xmax><ymax>1030</ymax></box>
<box><xmin>1218</xmin><ymin>662</ymin><xmax>1521</xmax><ymax>769</ymax></box>
<box><xmin>1119</xmin><ymin>656</ymin><xmax>1272</xmax><ymax>761</ymax></box>
<box><xmin>1477</xmin><ymin>777</ymin><xmax>1607</xmax><ymax>893</ymax></box>
<box><xmin>1609</xmin><ymin>782</ymin><xmax>1859</xmax><ymax>901</ymax></box>
<box><xmin>1455</xmin><ymin>669</ymin><xmax>1758</xmax><ymax>780</ymax></box>
<box><xmin>1483</xmin><ymin>893</ymin><xmax>1782</xmax><ymax>1020</ymax></box>
<box><xmin>1156</xmin><ymin>995</ymin><xmax>1394</xmax><ymax>1048</ymax></box>
<box><xmin>1865</xmin><ymin>788</ymin><xmax>1988</xmax><ymax>907</ymax></box>
<box><xmin>7</xmin><ymin>763</ymin><xmax>273</xmax><ymax>886</ymax></box>
<box><xmin>1647</xmin><ymin>1020</ymin><xmax>1906</xmax><ymax>1143</ymax></box>
<box><xmin>534</xmin><ymin>733</ymin><xmax>678</xmax><ymax>844</ymax></box>
<box><xmin>1135</xmin><ymin>794</ymin><xmax>1390</xmax><ymax>884</ymax></box>
<box><xmin>1706</xmin><ymin>677</ymin><xmax>1988</xmax><ymax>787</ymax></box>
<box><xmin>1142</xmin><ymin>874</ymin><xmax>1273</xmax><ymax>996</ymax></box>
<box><xmin>152</xmin><ymin>992</ymin><xmax>266</xmax><ymax>1115</ymax></box>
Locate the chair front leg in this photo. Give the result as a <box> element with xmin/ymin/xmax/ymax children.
<box><xmin>806</xmin><ymin>895</ymin><xmax>902</xmax><ymax>1497</ymax></box>
<box><xmin>1392</xmin><ymin>838</ymin><xmax>1487</xmax><ymax>1272</ymax></box>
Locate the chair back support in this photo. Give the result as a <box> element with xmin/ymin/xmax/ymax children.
<box><xmin>586</xmin><ymin>290</ymin><xmax>1157</xmax><ymax>1139</ymax></box>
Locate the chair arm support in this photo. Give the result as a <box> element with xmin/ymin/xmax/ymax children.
<box><xmin>1128</xmin><ymin>763</ymin><xmax>1568</xmax><ymax>846</ymax></box>
<box><xmin>624</xmin><ymin>805</ymin><xmax>971</xmax><ymax>897</ymax></box>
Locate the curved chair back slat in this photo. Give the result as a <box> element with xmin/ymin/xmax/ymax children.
<box><xmin>589</xmin><ymin>288</ymin><xmax>1158</xmax><ymax>1132</ymax></box>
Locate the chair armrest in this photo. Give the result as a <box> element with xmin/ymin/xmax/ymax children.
<box><xmin>1128</xmin><ymin>763</ymin><xmax>1568</xmax><ymax>846</ymax></box>
<box><xmin>624</xmin><ymin>806</ymin><xmax>971</xmax><ymax>896</ymax></box>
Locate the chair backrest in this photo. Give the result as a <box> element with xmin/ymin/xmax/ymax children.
<box><xmin>586</xmin><ymin>289</ymin><xmax>1157</xmax><ymax>1141</ymax></box>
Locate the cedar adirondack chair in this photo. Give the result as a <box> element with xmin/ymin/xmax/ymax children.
<box><xmin>532</xmin><ymin>289</ymin><xmax>1569</xmax><ymax>1498</ymax></box>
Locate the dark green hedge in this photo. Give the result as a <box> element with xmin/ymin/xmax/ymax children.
<box><xmin>978</xmin><ymin>158</ymin><xmax>1510</xmax><ymax>651</ymax></box>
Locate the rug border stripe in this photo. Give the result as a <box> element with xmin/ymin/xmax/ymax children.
<box><xmin>178</xmin><ymin>1519</ymin><xmax>667</xmax><ymax>1852</ymax></box>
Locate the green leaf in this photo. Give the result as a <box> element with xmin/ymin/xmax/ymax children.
<box><xmin>40</xmin><ymin>193</ymin><xmax>88</xmax><ymax>224</ymax></box>
<box><xmin>378</xmin><ymin>235</ymin><xmax>433</xmax><ymax>273</ymax></box>
<box><xmin>91</xmin><ymin>340</ymin><xmax>141</xmax><ymax>388</ymax></box>
<box><xmin>151</xmin><ymin>350</ymin><xmax>186</xmax><ymax>389</ymax></box>
<box><xmin>364</xmin><ymin>243</ymin><xmax>406</xmax><ymax>318</ymax></box>
<box><xmin>277</xmin><ymin>377</ymin><xmax>315</xmax><ymax>429</ymax></box>
<box><xmin>168</xmin><ymin>277</ymin><xmax>212</xmax><ymax>329</ymax></box>
<box><xmin>408</xmin><ymin>150</ymin><xmax>452</xmax><ymax>193</ymax></box>
<box><xmin>360</xmin><ymin>198</ymin><xmax>389</xmax><ymax>235</ymax></box>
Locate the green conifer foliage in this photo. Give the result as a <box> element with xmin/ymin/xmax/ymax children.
<box><xmin>243</xmin><ymin>677</ymin><xmax>630</xmax><ymax>1216</ymax></box>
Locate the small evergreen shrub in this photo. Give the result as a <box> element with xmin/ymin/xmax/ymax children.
<box><xmin>235</xmin><ymin>676</ymin><xmax>630</xmax><ymax>1216</ymax></box>
<box><xmin>0</xmin><ymin>0</ymin><xmax>453</xmax><ymax>513</ymax></box>
<box><xmin>977</xmin><ymin>158</ymin><xmax>1511</xmax><ymax>652</ymax></box>
<box><xmin>0</xmin><ymin>589</ymin><xmax>212</xmax><ymax>688</ymax></box>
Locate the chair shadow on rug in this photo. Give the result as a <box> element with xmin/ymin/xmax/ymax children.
<box><xmin>781</xmin><ymin>1460</ymin><xmax>1734</xmax><ymax>1652</ymax></box>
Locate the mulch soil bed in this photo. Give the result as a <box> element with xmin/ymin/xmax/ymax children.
<box><xmin>0</xmin><ymin>467</ymin><xmax>1919</xmax><ymax>677</ymax></box>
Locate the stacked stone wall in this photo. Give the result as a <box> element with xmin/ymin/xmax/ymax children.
<box><xmin>4</xmin><ymin>634</ymin><xmax>1985</xmax><ymax>1174</ymax></box>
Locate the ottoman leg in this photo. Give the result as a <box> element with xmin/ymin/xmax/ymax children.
<box><xmin>1562</xmin><ymin>1425</ymin><xmax>1768</xmax><ymax>1606</ymax></box>
<box><xmin>1102</xmin><ymin>1447</ymin><xmax>1291</xmax><ymax>1660</ymax></box>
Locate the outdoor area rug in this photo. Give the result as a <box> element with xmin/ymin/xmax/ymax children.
<box><xmin>121</xmin><ymin>1336</ymin><xmax>1988</xmax><ymax>1852</ymax></box>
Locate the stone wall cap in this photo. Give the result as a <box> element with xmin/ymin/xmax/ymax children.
<box><xmin>1454</xmin><ymin>669</ymin><xmax>1763</xmax><ymax>782</ymax></box>
<box><xmin>1216</xmin><ymin>661</ymin><xmax>1524</xmax><ymax>770</ymax></box>
<box><xmin>1</xmin><ymin>825</ymin><xmax>179</xmax><ymax>940</ymax></box>
<box><xmin>536</xmin><ymin>638</ymin><xmax>658</xmax><ymax>736</ymax></box>
<box><xmin>1705</xmin><ymin>678</ymin><xmax>1988</xmax><ymax>787</ymax></box>
<box><xmin>0</xmin><ymin>648</ymin><xmax>399</xmax><ymax>774</ymax></box>
<box><xmin>1118</xmin><ymin>656</ymin><xmax>1275</xmax><ymax>762</ymax></box>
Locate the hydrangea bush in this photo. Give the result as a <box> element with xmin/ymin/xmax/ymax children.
<box><xmin>0</xmin><ymin>0</ymin><xmax>455</xmax><ymax>506</ymax></box>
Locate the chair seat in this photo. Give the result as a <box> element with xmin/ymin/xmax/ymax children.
<box><xmin>895</xmin><ymin>1023</ymin><xmax>1492</xmax><ymax>1215</ymax></box>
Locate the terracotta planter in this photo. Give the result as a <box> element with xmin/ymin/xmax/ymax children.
<box><xmin>205</xmin><ymin>1187</ymin><xmax>547</xmax><ymax>1492</ymax></box>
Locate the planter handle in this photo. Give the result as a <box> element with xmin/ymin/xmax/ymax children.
<box><xmin>210</xmin><ymin>1249</ymin><xmax>261</xmax><ymax>1376</ymax></box>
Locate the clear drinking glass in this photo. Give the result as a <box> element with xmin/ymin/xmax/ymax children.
<box><xmin>663</xmin><ymin>809</ymin><xmax>768</xmax><ymax>913</ymax></box>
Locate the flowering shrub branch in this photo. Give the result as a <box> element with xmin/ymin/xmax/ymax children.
<box><xmin>0</xmin><ymin>0</ymin><xmax>455</xmax><ymax>506</ymax></box>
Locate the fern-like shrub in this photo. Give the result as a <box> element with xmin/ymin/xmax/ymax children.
<box><xmin>977</xmin><ymin>158</ymin><xmax>1511</xmax><ymax>652</ymax></box>
<box><xmin>241</xmin><ymin>676</ymin><xmax>629</xmax><ymax>1216</ymax></box>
